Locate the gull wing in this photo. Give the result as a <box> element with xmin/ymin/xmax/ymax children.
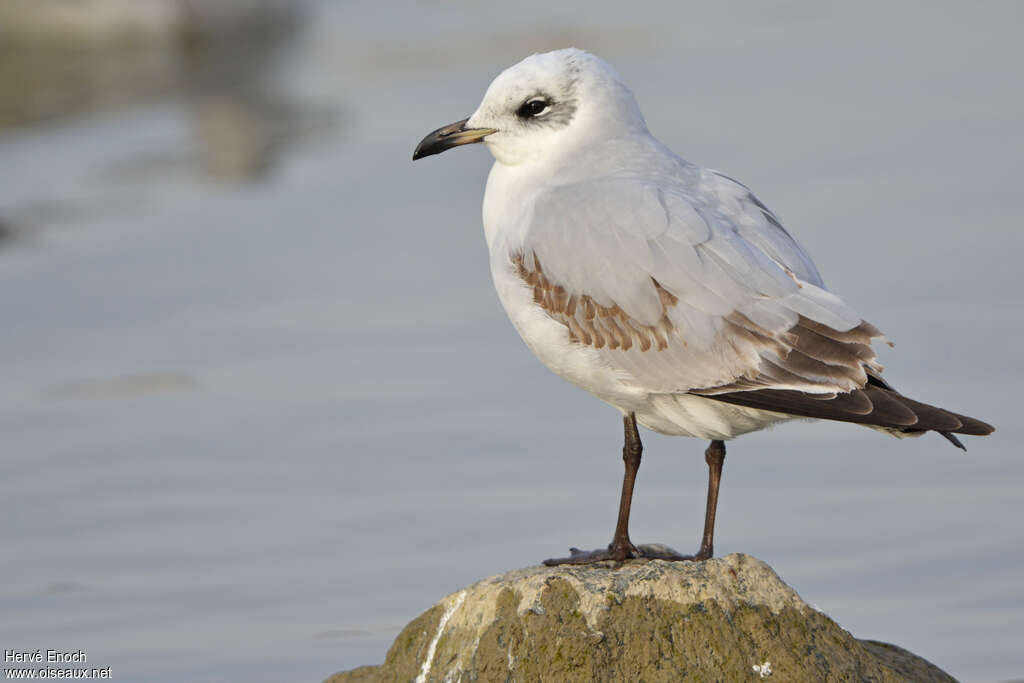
<box><xmin>511</xmin><ymin>169</ymin><xmax>994</xmax><ymax>440</ymax></box>
<box><xmin>510</xmin><ymin>169</ymin><xmax>884</xmax><ymax>395</ymax></box>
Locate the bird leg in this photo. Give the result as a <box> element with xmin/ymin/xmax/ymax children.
<box><xmin>608</xmin><ymin>411</ymin><xmax>644</xmax><ymax>558</ymax></box>
<box><xmin>694</xmin><ymin>439</ymin><xmax>726</xmax><ymax>560</ymax></box>
<box><xmin>543</xmin><ymin>413</ymin><xmax>645</xmax><ymax>564</ymax></box>
<box><xmin>542</xmin><ymin>428</ymin><xmax>726</xmax><ymax>566</ymax></box>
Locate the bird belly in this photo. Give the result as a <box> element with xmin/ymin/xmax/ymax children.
<box><xmin>491</xmin><ymin>260</ymin><xmax>795</xmax><ymax>440</ymax></box>
<box><xmin>635</xmin><ymin>394</ymin><xmax>796</xmax><ymax>440</ymax></box>
<box><xmin>491</xmin><ymin>261</ymin><xmax>643</xmax><ymax>407</ymax></box>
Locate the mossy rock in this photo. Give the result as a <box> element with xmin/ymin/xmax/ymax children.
<box><xmin>325</xmin><ymin>553</ymin><xmax>955</xmax><ymax>683</ymax></box>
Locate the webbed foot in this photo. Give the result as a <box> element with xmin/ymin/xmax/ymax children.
<box><xmin>542</xmin><ymin>542</ymin><xmax>696</xmax><ymax>566</ymax></box>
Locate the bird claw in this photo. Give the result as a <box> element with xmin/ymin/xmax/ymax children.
<box><xmin>543</xmin><ymin>542</ymin><xmax>697</xmax><ymax>566</ymax></box>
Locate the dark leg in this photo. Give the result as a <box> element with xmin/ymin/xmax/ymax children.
<box><xmin>544</xmin><ymin>414</ymin><xmax>689</xmax><ymax>565</ymax></box>
<box><xmin>608</xmin><ymin>412</ymin><xmax>643</xmax><ymax>559</ymax></box>
<box><xmin>694</xmin><ymin>440</ymin><xmax>725</xmax><ymax>560</ymax></box>
<box><xmin>543</xmin><ymin>431</ymin><xmax>728</xmax><ymax>566</ymax></box>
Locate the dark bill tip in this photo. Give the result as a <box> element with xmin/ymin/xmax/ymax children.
<box><xmin>412</xmin><ymin>118</ymin><xmax>496</xmax><ymax>160</ymax></box>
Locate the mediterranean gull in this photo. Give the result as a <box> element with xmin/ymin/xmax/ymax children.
<box><xmin>412</xmin><ymin>48</ymin><xmax>994</xmax><ymax>565</ymax></box>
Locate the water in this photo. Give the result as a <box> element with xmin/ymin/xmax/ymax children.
<box><xmin>1</xmin><ymin>2</ymin><xmax>1022</xmax><ymax>681</ymax></box>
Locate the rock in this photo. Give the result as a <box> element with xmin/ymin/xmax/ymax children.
<box><xmin>325</xmin><ymin>553</ymin><xmax>955</xmax><ymax>683</ymax></box>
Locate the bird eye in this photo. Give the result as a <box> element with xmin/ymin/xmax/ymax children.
<box><xmin>517</xmin><ymin>97</ymin><xmax>550</xmax><ymax>119</ymax></box>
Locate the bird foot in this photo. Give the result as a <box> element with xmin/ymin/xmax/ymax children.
<box><xmin>542</xmin><ymin>542</ymin><xmax>699</xmax><ymax>566</ymax></box>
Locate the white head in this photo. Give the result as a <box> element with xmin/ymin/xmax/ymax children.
<box><xmin>413</xmin><ymin>49</ymin><xmax>648</xmax><ymax>166</ymax></box>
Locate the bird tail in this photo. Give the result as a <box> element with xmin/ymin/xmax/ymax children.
<box><xmin>704</xmin><ymin>373</ymin><xmax>994</xmax><ymax>450</ymax></box>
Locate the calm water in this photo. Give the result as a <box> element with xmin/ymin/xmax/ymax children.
<box><xmin>2</xmin><ymin>2</ymin><xmax>1022</xmax><ymax>681</ymax></box>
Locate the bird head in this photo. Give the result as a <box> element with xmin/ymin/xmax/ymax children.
<box><xmin>413</xmin><ymin>48</ymin><xmax>648</xmax><ymax>166</ymax></box>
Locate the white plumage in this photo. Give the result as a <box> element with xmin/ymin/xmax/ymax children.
<box><xmin>467</xmin><ymin>49</ymin><xmax>874</xmax><ymax>439</ymax></box>
<box><xmin>413</xmin><ymin>47</ymin><xmax>991</xmax><ymax>563</ymax></box>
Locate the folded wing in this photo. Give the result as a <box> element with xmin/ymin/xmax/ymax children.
<box><xmin>512</xmin><ymin>169</ymin><xmax>881</xmax><ymax>395</ymax></box>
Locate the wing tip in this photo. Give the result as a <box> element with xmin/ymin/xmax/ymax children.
<box><xmin>939</xmin><ymin>431</ymin><xmax>967</xmax><ymax>451</ymax></box>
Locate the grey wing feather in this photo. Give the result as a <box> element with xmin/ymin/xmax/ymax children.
<box><xmin>515</xmin><ymin>168</ymin><xmax>883</xmax><ymax>394</ymax></box>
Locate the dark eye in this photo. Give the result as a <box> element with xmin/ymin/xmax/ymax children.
<box><xmin>517</xmin><ymin>97</ymin><xmax>550</xmax><ymax>119</ymax></box>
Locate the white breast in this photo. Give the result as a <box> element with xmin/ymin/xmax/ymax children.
<box><xmin>489</xmin><ymin>254</ymin><xmax>642</xmax><ymax>403</ymax></box>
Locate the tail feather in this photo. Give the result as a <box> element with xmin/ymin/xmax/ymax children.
<box><xmin>705</xmin><ymin>375</ymin><xmax>994</xmax><ymax>449</ymax></box>
<box><xmin>938</xmin><ymin>431</ymin><xmax>966</xmax><ymax>451</ymax></box>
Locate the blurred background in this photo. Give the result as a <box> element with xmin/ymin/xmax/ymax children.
<box><xmin>1</xmin><ymin>1</ymin><xmax>1021</xmax><ymax>681</ymax></box>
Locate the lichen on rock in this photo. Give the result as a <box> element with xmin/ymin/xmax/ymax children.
<box><xmin>326</xmin><ymin>553</ymin><xmax>956</xmax><ymax>683</ymax></box>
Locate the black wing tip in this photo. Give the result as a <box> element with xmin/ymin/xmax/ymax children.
<box><xmin>705</xmin><ymin>385</ymin><xmax>994</xmax><ymax>449</ymax></box>
<box><xmin>939</xmin><ymin>431</ymin><xmax>967</xmax><ymax>451</ymax></box>
<box><xmin>954</xmin><ymin>417</ymin><xmax>995</xmax><ymax>436</ymax></box>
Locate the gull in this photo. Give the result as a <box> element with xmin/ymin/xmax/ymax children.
<box><xmin>412</xmin><ymin>48</ymin><xmax>994</xmax><ymax>565</ymax></box>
